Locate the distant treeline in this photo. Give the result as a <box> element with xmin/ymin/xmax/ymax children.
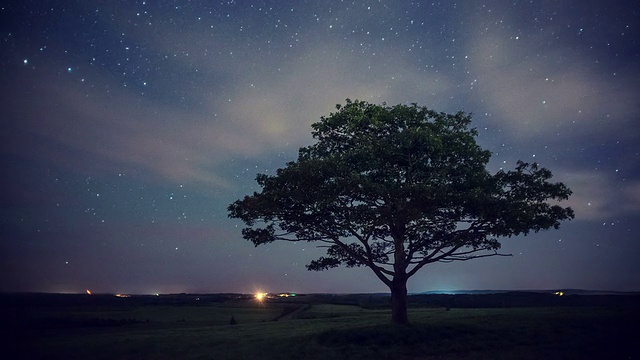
<box><xmin>1</xmin><ymin>291</ymin><xmax>638</xmax><ymax>309</ymax></box>
<box><xmin>0</xmin><ymin>292</ymin><xmax>248</xmax><ymax>307</ymax></box>
<box><xmin>408</xmin><ymin>292</ymin><xmax>640</xmax><ymax>309</ymax></box>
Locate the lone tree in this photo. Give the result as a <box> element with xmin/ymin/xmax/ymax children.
<box><xmin>228</xmin><ymin>99</ymin><xmax>574</xmax><ymax>325</ymax></box>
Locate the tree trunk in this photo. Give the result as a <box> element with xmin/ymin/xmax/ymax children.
<box><xmin>390</xmin><ymin>277</ymin><xmax>409</xmax><ymax>325</ymax></box>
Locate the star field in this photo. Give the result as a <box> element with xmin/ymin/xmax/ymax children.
<box><xmin>1</xmin><ymin>1</ymin><xmax>639</xmax><ymax>294</ymax></box>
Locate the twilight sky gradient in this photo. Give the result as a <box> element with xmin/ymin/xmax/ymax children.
<box><xmin>1</xmin><ymin>1</ymin><xmax>639</xmax><ymax>294</ymax></box>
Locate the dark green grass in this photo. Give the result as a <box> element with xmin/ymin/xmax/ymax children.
<box><xmin>314</xmin><ymin>307</ymin><xmax>639</xmax><ymax>359</ymax></box>
<box><xmin>5</xmin><ymin>302</ymin><xmax>639</xmax><ymax>359</ymax></box>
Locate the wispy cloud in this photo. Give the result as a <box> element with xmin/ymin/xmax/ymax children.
<box><xmin>467</xmin><ymin>11</ymin><xmax>640</xmax><ymax>140</ymax></box>
<box><xmin>4</xmin><ymin>28</ymin><xmax>457</xmax><ymax>191</ymax></box>
<box><xmin>557</xmin><ymin>170</ymin><xmax>640</xmax><ymax>220</ymax></box>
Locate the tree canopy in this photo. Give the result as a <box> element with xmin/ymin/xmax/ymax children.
<box><xmin>228</xmin><ymin>99</ymin><xmax>574</xmax><ymax>324</ymax></box>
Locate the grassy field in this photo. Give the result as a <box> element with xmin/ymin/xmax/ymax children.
<box><xmin>3</xmin><ymin>294</ymin><xmax>639</xmax><ymax>359</ymax></box>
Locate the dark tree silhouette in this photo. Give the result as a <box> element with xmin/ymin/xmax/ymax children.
<box><xmin>228</xmin><ymin>99</ymin><xmax>574</xmax><ymax>325</ymax></box>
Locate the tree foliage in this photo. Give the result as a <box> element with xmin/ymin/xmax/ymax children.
<box><xmin>228</xmin><ymin>99</ymin><xmax>574</xmax><ymax>324</ymax></box>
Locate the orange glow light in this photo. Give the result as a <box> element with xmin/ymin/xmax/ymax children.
<box><xmin>86</xmin><ymin>289</ymin><xmax>92</xmax><ymax>295</ymax></box>
<box><xmin>255</xmin><ymin>292</ymin><xmax>266</xmax><ymax>301</ymax></box>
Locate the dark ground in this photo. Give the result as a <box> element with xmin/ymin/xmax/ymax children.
<box><xmin>1</xmin><ymin>291</ymin><xmax>639</xmax><ymax>359</ymax></box>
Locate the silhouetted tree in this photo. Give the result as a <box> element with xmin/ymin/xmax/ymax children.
<box><xmin>228</xmin><ymin>99</ymin><xmax>574</xmax><ymax>325</ymax></box>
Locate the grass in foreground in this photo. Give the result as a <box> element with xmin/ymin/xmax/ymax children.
<box><xmin>6</xmin><ymin>303</ymin><xmax>639</xmax><ymax>359</ymax></box>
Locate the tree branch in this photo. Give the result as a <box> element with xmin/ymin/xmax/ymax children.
<box><xmin>437</xmin><ymin>251</ymin><xmax>512</xmax><ymax>263</ymax></box>
<box><xmin>325</xmin><ymin>232</ymin><xmax>393</xmax><ymax>285</ymax></box>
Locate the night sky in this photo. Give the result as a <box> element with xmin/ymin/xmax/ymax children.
<box><xmin>1</xmin><ymin>1</ymin><xmax>639</xmax><ymax>295</ymax></box>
